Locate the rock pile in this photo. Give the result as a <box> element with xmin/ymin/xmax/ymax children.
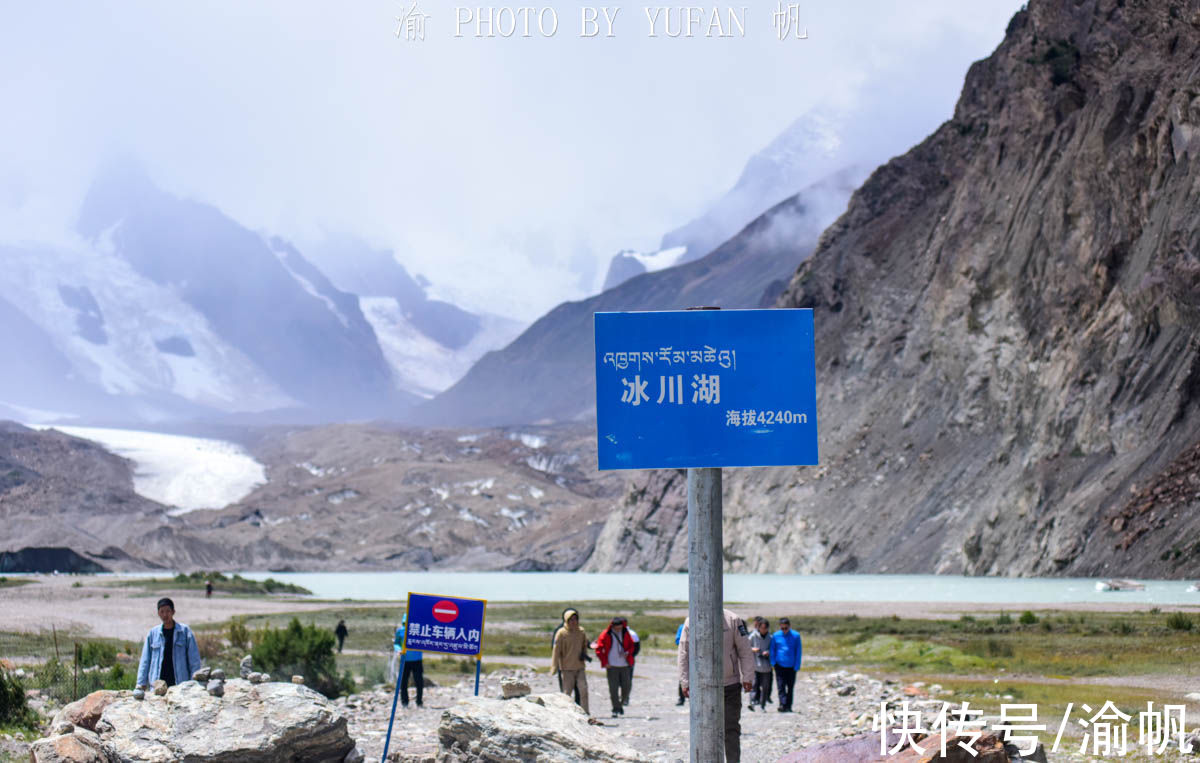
<box><xmin>29</xmin><ymin>680</ymin><xmax>359</xmax><ymax>762</ymax></box>
<box><xmin>437</xmin><ymin>692</ymin><xmax>645</xmax><ymax>762</ymax></box>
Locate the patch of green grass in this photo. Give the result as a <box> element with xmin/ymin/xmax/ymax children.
<box><xmin>0</xmin><ymin>576</ymin><xmax>33</xmax><ymax>589</ymax></box>
<box><xmin>112</xmin><ymin>571</ymin><xmax>311</xmax><ymax>596</ymax></box>
<box><xmin>797</xmin><ymin>610</ymin><xmax>1200</xmax><ymax>677</ymax></box>
<box><xmin>846</xmin><ymin>635</ymin><xmax>992</xmax><ymax>673</ymax></box>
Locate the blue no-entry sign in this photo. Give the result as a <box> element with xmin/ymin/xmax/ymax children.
<box><xmin>594</xmin><ymin>309</ymin><xmax>818</xmax><ymax>469</ymax></box>
<box><xmin>403</xmin><ymin>593</ymin><xmax>487</xmax><ymax>657</ymax></box>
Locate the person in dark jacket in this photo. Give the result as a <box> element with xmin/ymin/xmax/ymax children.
<box><xmin>593</xmin><ymin>617</ymin><xmax>636</xmax><ymax>717</ymax></box>
<box><xmin>769</xmin><ymin>617</ymin><xmax>802</xmax><ymax>712</ymax></box>
<box><xmin>335</xmin><ymin>619</ymin><xmax>349</xmax><ymax>653</ymax></box>
<box><xmin>747</xmin><ymin>617</ymin><xmax>773</xmax><ymax>710</ymax></box>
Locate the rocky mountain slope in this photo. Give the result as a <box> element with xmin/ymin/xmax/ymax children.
<box><xmin>0</xmin><ymin>422</ymin><xmax>168</xmax><ymax>571</ymax></box>
<box><xmin>587</xmin><ymin>0</ymin><xmax>1200</xmax><ymax>578</ymax></box>
<box><xmin>0</xmin><ymin>421</ymin><xmax>621</xmax><ymax>572</ymax></box>
<box><xmin>417</xmin><ymin>171</ymin><xmax>854</xmax><ymax>428</ymax></box>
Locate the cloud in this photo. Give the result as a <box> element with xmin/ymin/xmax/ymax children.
<box><xmin>0</xmin><ymin>1</ymin><xmax>1024</xmax><ymax>321</ymax></box>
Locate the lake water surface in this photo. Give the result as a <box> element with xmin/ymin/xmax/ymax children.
<box><xmin>237</xmin><ymin>572</ymin><xmax>1200</xmax><ymax>606</ymax></box>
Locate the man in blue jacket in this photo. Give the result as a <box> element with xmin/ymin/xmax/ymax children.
<box><xmin>136</xmin><ymin>597</ymin><xmax>202</xmax><ymax>690</ymax></box>
<box><xmin>768</xmin><ymin>617</ymin><xmax>802</xmax><ymax>712</ymax></box>
<box><xmin>394</xmin><ymin>615</ymin><xmax>424</xmax><ymax>708</ymax></box>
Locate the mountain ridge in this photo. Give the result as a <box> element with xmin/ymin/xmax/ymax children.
<box><xmin>586</xmin><ymin>0</ymin><xmax>1200</xmax><ymax>578</ymax></box>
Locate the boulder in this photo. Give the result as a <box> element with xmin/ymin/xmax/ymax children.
<box><xmin>52</xmin><ymin>690</ymin><xmax>124</xmax><ymax>732</ymax></box>
<box><xmin>207</xmin><ymin>679</ymin><xmax>224</xmax><ymax>697</ymax></box>
<box><xmin>240</xmin><ymin>654</ymin><xmax>254</xmax><ymax>679</ymax></box>
<box><xmin>210</xmin><ymin>669</ymin><xmax>225</xmax><ymax>681</ymax></box>
<box><xmin>99</xmin><ymin>679</ymin><xmax>354</xmax><ymax>762</ymax></box>
<box><xmin>778</xmin><ymin>731</ymin><xmax>901</xmax><ymax>762</ymax></box>
<box><xmin>499</xmin><ymin>679</ymin><xmax>530</xmax><ymax>699</ymax></box>
<box><xmin>437</xmin><ymin>692</ymin><xmax>645</xmax><ymax>761</ymax></box>
<box><xmin>192</xmin><ymin>667</ymin><xmax>211</xmax><ymax>682</ymax></box>
<box><xmin>292</xmin><ymin>675</ymin><xmax>305</xmax><ymax>684</ymax></box>
<box><xmin>29</xmin><ymin>729</ymin><xmax>114</xmax><ymax>763</ymax></box>
<box><xmin>152</xmin><ymin>679</ymin><xmax>168</xmax><ymax>696</ymax></box>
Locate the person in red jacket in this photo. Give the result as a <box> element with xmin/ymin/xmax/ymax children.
<box><xmin>592</xmin><ymin>616</ymin><xmax>636</xmax><ymax>717</ymax></box>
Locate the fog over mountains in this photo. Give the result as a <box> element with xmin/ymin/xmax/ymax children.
<box><xmin>0</xmin><ymin>163</ymin><xmax>521</xmax><ymax>424</ymax></box>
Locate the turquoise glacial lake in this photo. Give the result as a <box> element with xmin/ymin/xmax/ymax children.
<box><xmin>234</xmin><ymin>572</ymin><xmax>1200</xmax><ymax>606</ymax></box>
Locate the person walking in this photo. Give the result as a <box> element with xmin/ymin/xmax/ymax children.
<box><xmin>748</xmin><ymin>617</ymin><xmax>773</xmax><ymax>710</ymax></box>
<box><xmin>551</xmin><ymin>609</ymin><xmax>589</xmax><ymax>714</ymax></box>
<box><xmin>335</xmin><ymin>619</ymin><xmax>349</xmax><ymax>654</ymax></box>
<box><xmin>593</xmin><ymin>616</ymin><xmax>635</xmax><ymax>717</ymax></box>
<box><xmin>394</xmin><ymin>615</ymin><xmax>425</xmax><ymax>707</ymax></box>
<box><xmin>674</xmin><ymin>622</ymin><xmax>686</xmax><ymax>706</ymax></box>
<box><xmin>625</xmin><ymin>623</ymin><xmax>641</xmax><ymax>705</ymax></box>
<box><xmin>204</xmin><ymin>579</ymin><xmax>213</xmax><ymax>599</ymax></box>
<box><xmin>135</xmin><ymin>597</ymin><xmax>202</xmax><ymax>691</ymax></box>
<box><xmin>769</xmin><ymin>617</ymin><xmax>802</xmax><ymax>712</ymax></box>
<box><xmin>551</xmin><ymin>608</ymin><xmax>583</xmax><ymax>704</ymax></box>
<box><xmin>677</xmin><ymin>609</ymin><xmax>755</xmax><ymax>763</ymax></box>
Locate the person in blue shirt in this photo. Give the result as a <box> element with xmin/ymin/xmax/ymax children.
<box><xmin>674</xmin><ymin>622</ymin><xmax>686</xmax><ymax>706</ymax></box>
<box><xmin>394</xmin><ymin>614</ymin><xmax>424</xmax><ymax>708</ymax></box>
<box><xmin>768</xmin><ymin>617</ymin><xmax>802</xmax><ymax>712</ymax></box>
<box><xmin>135</xmin><ymin>597</ymin><xmax>201</xmax><ymax>690</ymax></box>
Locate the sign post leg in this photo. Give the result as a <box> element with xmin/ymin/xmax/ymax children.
<box><xmin>381</xmin><ymin>647</ymin><xmax>405</xmax><ymax>763</ymax></box>
<box><xmin>474</xmin><ymin>658</ymin><xmax>481</xmax><ymax>696</ymax></box>
<box><xmin>688</xmin><ymin>466</ymin><xmax>723</xmax><ymax>762</ymax></box>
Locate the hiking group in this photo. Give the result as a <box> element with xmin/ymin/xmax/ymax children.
<box><xmin>551</xmin><ymin>607</ymin><xmax>803</xmax><ymax>763</ymax></box>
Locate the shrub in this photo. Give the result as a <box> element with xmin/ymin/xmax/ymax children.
<box><xmin>229</xmin><ymin>618</ymin><xmax>250</xmax><ymax>652</ymax></box>
<box><xmin>196</xmin><ymin>633</ymin><xmax>224</xmax><ymax>660</ymax></box>
<box><xmin>77</xmin><ymin>641</ymin><xmax>118</xmax><ymax>668</ymax></box>
<box><xmin>996</xmin><ymin>612</ymin><xmax>1013</xmax><ymax>626</ymax></box>
<box><xmin>0</xmin><ymin>668</ymin><xmax>37</xmax><ymax>728</ymax></box>
<box><xmin>252</xmin><ymin>618</ymin><xmax>350</xmax><ymax>698</ymax></box>
<box><xmin>1018</xmin><ymin>611</ymin><xmax>1038</xmax><ymax>625</ymax></box>
<box><xmin>1167</xmin><ymin>612</ymin><xmax>1194</xmax><ymax>631</ymax></box>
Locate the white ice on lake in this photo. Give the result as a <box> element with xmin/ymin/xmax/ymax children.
<box><xmin>37</xmin><ymin>425</ymin><xmax>266</xmax><ymax>515</ymax></box>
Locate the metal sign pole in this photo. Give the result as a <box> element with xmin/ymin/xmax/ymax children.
<box><xmin>688</xmin><ymin>466</ymin><xmax>723</xmax><ymax>762</ymax></box>
<box><xmin>474</xmin><ymin>658</ymin><xmax>481</xmax><ymax>696</ymax></box>
<box><xmin>381</xmin><ymin>642</ymin><xmax>405</xmax><ymax>763</ymax></box>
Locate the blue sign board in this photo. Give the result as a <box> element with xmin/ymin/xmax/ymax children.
<box><xmin>594</xmin><ymin>309</ymin><xmax>818</xmax><ymax>469</ymax></box>
<box><xmin>403</xmin><ymin>593</ymin><xmax>487</xmax><ymax>657</ymax></box>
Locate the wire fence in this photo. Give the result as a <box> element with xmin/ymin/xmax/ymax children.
<box><xmin>0</xmin><ymin>628</ymin><xmax>136</xmax><ymax>708</ymax></box>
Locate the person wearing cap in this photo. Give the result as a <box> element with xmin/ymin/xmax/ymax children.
<box><xmin>769</xmin><ymin>617</ymin><xmax>802</xmax><ymax>712</ymax></box>
<box><xmin>551</xmin><ymin>609</ymin><xmax>590</xmax><ymax>714</ymax></box>
<box><xmin>593</xmin><ymin>616</ymin><xmax>636</xmax><ymax>717</ymax></box>
<box><xmin>135</xmin><ymin>597</ymin><xmax>202</xmax><ymax>690</ymax></box>
<box><xmin>748</xmin><ymin>616</ymin><xmax>773</xmax><ymax>710</ymax></box>
<box><xmin>677</xmin><ymin>609</ymin><xmax>755</xmax><ymax>763</ymax></box>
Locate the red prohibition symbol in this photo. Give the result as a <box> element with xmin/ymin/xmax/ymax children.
<box><xmin>432</xmin><ymin>600</ymin><xmax>459</xmax><ymax>623</ymax></box>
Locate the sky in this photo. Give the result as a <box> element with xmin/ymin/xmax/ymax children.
<box><xmin>1</xmin><ymin>1</ymin><xmax>1024</xmax><ymax>322</ymax></box>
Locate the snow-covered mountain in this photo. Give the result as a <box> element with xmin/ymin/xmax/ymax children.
<box><xmin>0</xmin><ymin>163</ymin><xmax>518</xmax><ymax>422</ymax></box>
<box><xmin>599</xmin><ymin>110</ymin><xmax>877</xmax><ymax>292</ymax></box>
